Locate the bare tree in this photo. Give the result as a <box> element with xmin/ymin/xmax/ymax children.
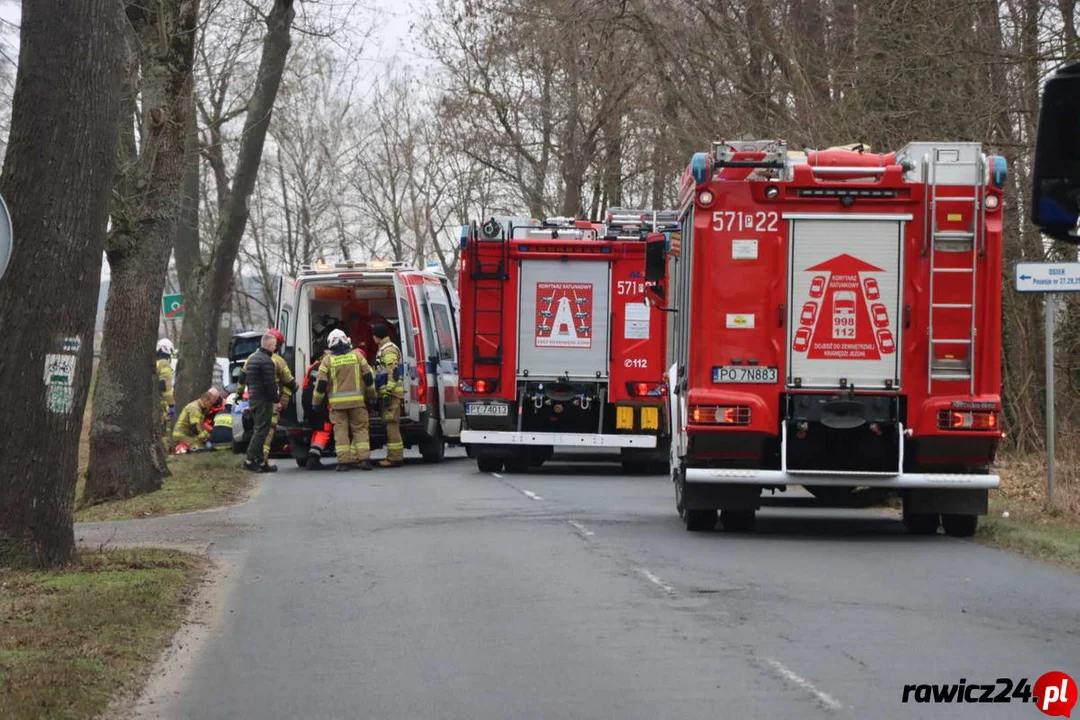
<box><xmin>85</xmin><ymin>0</ymin><xmax>201</xmax><ymax>505</ymax></box>
<box><xmin>0</xmin><ymin>0</ymin><xmax>127</xmax><ymax>567</ymax></box>
<box><xmin>174</xmin><ymin>0</ymin><xmax>296</xmax><ymax>408</ymax></box>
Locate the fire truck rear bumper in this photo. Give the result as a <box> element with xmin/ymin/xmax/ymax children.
<box><xmin>461</xmin><ymin>430</ymin><xmax>657</xmax><ymax>448</ymax></box>
<box><xmin>683</xmin><ymin>469</ymin><xmax>999</xmax><ymax>489</ymax></box>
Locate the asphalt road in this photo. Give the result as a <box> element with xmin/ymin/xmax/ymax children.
<box><xmin>135</xmin><ymin>449</ymin><xmax>1080</xmax><ymax>720</ymax></box>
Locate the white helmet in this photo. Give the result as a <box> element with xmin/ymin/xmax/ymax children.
<box><xmin>327</xmin><ymin>329</ymin><xmax>350</xmax><ymax>349</ymax></box>
<box><xmin>156</xmin><ymin>338</ymin><xmax>175</xmax><ymax>355</ymax></box>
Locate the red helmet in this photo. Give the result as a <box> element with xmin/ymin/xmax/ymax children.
<box><xmin>268</xmin><ymin>329</ymin><xmax>285</xmax><ymax>347</ymax></box>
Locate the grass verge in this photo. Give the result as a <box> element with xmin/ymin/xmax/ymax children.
<box><xmin>76</xmin><ymin>452</ymin><xmax>255</xmax><ymax>523</ymax></box>
<box><xmin>975</xmin><ymin>454</ymin><xmax>1080</xmax><ymax>572</ymax></box>
<box><xmin>0</xmin><ymin>549</ymin><xmax>205</xmax><ymax>719</ymax></box>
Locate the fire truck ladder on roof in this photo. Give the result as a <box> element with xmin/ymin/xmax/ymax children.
<box><xmin>470</xmin><ymin>219</ymin><xmax>510</xmax><ymax>369</ymax></box>
<box><xmin>925</xmin><ymin>151</ymin><xmax>984</xmax><ymax>395</ymax></box>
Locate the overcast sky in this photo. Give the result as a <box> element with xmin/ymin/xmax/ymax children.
<box><xmin>0</xmin><ymin>0</ymin><xmax>432</xmax><ymax>283</ymax></box>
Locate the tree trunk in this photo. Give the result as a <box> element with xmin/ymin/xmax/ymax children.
<box><xmin>85</xmin><ymin>0</ymin><xmax>201</xmax><ymax>505</ymax></box>
<box><xmin>0</xmin><ymin>0</ymin><xmax>127</xmax><ymax>567</ymax></box>
<box><xmin>174</xmin><ymin>93</ymin><xmax>201</xmax><ymax>298</ymax></box>
<box><xmin>175</xmin><ymin>0</ymin><xmax>295</xmax><ymax>408</ymax></box>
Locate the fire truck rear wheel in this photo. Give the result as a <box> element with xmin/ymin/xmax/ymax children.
<box><xmin>719</xmin><ymin>509</ymin><xmax>756</xmax><ymax>532</ymax></box>
<box><xmin>684</xmin><ymin>509</ymin><xmax>717</xmax><ymax>532</ymax></box>
<box><xmin>902</xmin><ymin>512</ymin><xmax>939</xmax><ymax>535</ymax></box>
<box><xmin>477</xmin><ymin>457</ymin><xmax>503</xmax><ymax>473</ymax></box>
<box><xmin>941</xmin><ymin>513</ymin><xmax>978</xmax><ymax>538</ymax></box>
<box><xmin>504</xmin><ymin>457</ymin><xmax>530</xmax><ymax>474</ymax></box>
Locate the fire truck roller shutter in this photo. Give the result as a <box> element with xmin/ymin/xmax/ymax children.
<box><xmin>517</xmin><ymin>260</ymin><xmax>611</xmax><ymax>380</ymax></box>
<box><xmin>785</xmin><ymin>215</ymin><xmax>911</xmax><ymax>389</ymax></box>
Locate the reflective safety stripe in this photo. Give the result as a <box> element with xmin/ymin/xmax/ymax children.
<box><xmin>329</xmin><ymin>391</ymin><xmax>365</xmax><ymax>402</ymax></box>
<box><xmin>214</xmin><ymin>415</ymin><xmax>233</xmax><ymax>427</ymax></box>
<box><xmin>386</xmin><ymin>442</ymin><xmax>404</xmax><ymax>449</ymax></box>
<box><xmin>354</xmin><ymin>442</ymin><xmax>371</xmax><ymax>449</ymax></box>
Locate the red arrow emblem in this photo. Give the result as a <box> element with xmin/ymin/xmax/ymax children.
<box><xmin>795</xmin><ymin>254</ymin><xmax>890</xmax><ymax>360</ymax></box>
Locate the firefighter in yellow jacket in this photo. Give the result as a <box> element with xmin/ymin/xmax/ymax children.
<box><xmin>171</xmin><ymin>389</ymin><xmax>219</xmax><ymax>451</ymax></box>
<box><xmin>155</xmin><ymin>338</ymin><xmax>176</xmax><ymax>443</ymax></box>
<box><xmin>313</xmin><ymin>329</ymin><xmax>377</xmax><ymax>471</ymax></box>
<box><xmin>237</xmin><ymin>329</ymin><xmax>297</xmax><ymax>469</ymax></box>
<box><xmin>372</xmin><ymin>323</ymin><xmax>405</xmax><ymax>468</ymax></box>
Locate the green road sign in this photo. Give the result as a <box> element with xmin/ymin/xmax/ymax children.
<box><xmin>162</xmin><ymin>293</ymin><xmax>184</xmax><ymax>319</ymax></box>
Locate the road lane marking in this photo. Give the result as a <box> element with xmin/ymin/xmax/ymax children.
<box><xmin>491</xmin><ymin>472</ymin><xmax>504</xmax><ymax>478</ymax></box>
<box><xmin>636</xmin><ymin>568</ymin><xmax>675</xmax><ymax>596</ymax></box>
<box><xmin>567</xmin><ymin>520</ymin><xmax>594</xmax><ymax>537</ymax></box>
<box><xmin>764</xmin><ymin>658</ymin><xmax>843</xmax><ymax>711</ymax></box>
<box><xmin>522</xmin><ymin>490</ymin><xmax>543</xmax><ymax>501</ymax></box>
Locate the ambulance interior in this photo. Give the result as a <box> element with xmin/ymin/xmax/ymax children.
<box><xmin>304</xmin><ymin>281</ymin><xmax>405</xmax><ymax>363</ymax></box>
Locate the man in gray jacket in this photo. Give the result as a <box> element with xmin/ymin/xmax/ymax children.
<box><xmin>243</xmin><ymin>333</ymin><xmax>281</xmax><ymax>473</ymax></box>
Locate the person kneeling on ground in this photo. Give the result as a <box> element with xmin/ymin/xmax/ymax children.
<box><xmin>207</xmin><ymin>393</ymin><xmax>236</xmax><ymax>450</ymax></box>
<box><xmin>172</xmin><ymin>388</ymin><xmax>220</xmax><ymax>452</ymax></box>
<box><xmin>243</xmin><ymin>332</ymin><xmax>281</xmax><ymax>473</ymax></box>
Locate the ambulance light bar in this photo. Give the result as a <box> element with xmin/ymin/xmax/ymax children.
<box><xmin>299</xmin><ymin>259</ymin><xmax>413</xmax><ymax>275</ymax></box>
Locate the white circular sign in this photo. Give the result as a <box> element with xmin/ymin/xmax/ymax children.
<box><xmin>0</xmin><ymin>195</ymin><xmax>10</xmax><ymax>281</ymax></box>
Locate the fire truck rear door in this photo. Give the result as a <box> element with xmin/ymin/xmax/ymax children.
<box><xmin>517</xmin><ymin>259</ymin><xmax>611</xmax><ymax>380</ymax></box>
<box><xmin>786</xmin><ymin>215</ymin><xmax>910</xmax><ymax>389</ymax></box>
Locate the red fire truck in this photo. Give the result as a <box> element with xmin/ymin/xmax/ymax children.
<box><xmin>458</xmin><ymin>211</ymin><xmax>678</xmax><ymax>473</ymax></box>
<box><xmin>650</xmin><ymin>139</ymin><xmax>1006</xmax><ymax>536</ymax></box>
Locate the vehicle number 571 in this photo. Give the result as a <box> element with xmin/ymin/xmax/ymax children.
<box><xmin>712</xmin><ymin>211</ymin><xmax>779</xmax><ymax>233</ymax></box>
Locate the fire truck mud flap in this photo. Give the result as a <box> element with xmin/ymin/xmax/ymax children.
<box><xmin>460</xmin><ymin>430</ymin><xmax>657</xmax><ymax>448</ymax></box>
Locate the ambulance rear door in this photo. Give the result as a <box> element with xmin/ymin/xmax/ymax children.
<box><xmin>391</xmin><ymin>271</ymin><xmax>420</xmax><ymax>423</ymax></box>
<box><xmin>418</xmin><ymin>276</ymin><xmax>462</xmax><ymax>439</ymax></box>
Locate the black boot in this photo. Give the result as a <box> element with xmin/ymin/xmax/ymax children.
<box><xmin>356</xmin><ymin>459</ymin><xmax>373</xmax><ymax>471</ymax></box>
<box><xmin>306</xmin><ymin>454</ymin><xmax>324</xmax><ymax>471</ymax></box>
<box><xmin>336</xmin><ymin>463</ymin><xmax>354</xmax><ymax>472</ymax></box>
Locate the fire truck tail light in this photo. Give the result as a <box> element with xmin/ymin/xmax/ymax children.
<box><xmin>697</xmin><ymin>189</ymin><xmax>714</xmax><ymax>207</ymax></box>
<box><xmin>460</xmin><ymin>379</ymin><xmax>498</xmax><ymax>394</ymax></box>
<box><xmin>984</xmin><ymin>193</ymin><xmax>1001</xmax><ymax>211</ymax></box>
<box><xmin>626</xmin><ymin>382</ymin><xmax>666</xmax><ymax>397</ymax></box>
<box><xmin>937</xmin><ymin>410</ymin><xmax>998</xmax><ymax>431</ymax></box>
<box><xmin>691</xmin><ymin>405</ymin><xmax>751</xmax><ymax>425</ymax></box>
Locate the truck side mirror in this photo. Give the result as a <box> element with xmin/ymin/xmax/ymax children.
<box><xmin>1032</xmin><ymin>61</ymin><xmax>1080</xmax><ymax>243</ymax></box>
<box><xmin>644</xmin><ymin>231</ymin><xmax>667</xmax><ymax>282</ymax></box>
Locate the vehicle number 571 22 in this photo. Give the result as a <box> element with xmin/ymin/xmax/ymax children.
<box><xmin>712</xmin><ymin>211</ymin><xmax>779</xmax><ymax>233</ymax></box>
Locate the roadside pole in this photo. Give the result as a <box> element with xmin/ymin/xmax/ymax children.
<box><xmin>1015</xmin><ymin>261</ymin><xmax>1080</xmax><ymax>502</ymax></box>
<box><xmin>1045</xmin><ymin>294</ymin><xmax>1055</xmax><ymax>503</ymax></box>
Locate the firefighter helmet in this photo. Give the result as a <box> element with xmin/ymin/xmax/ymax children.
<box><xmin>267</xmin><ymin>328</ymin><xmax>285</xmax><ymax>348</ymax></box>
<box><xmin>327</xmin><ymin>329</ymin><xmax>350</xmax><ymax>349</ymax></box>
<box><xmin>156</xmin><ymin>338</ymin><xmax>175</xmax><ymax>355</ymax></box>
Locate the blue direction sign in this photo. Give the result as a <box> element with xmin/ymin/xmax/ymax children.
<box><xmin>1014</xmin><ymin>262</ymin><xmax>1080</xmax><ymax>293</ymax></box>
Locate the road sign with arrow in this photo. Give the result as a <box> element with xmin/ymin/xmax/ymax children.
<box><xmin>1014</xmin><ymin>262</ymin><xmax>1080</xmax><ymax>293</ymax></box>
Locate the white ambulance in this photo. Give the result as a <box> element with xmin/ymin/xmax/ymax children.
<box><xmin>274</xmin><ymin>260</ymin><xmax>462</xmax><ymax>465</ymax></box>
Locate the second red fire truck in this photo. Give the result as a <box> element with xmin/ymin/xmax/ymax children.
<box><xmin>458</xmin><ymin>211</ymin><xmax>678</xmax><ymax>473</ymax></box>
<box><xmin>648</xmin><ymin>139</ymin><xmax>1006</xmax><ymax>536</ymax></box>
